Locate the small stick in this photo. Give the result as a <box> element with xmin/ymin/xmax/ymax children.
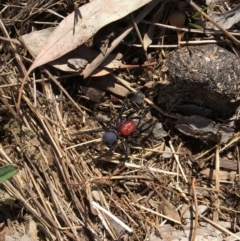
<box><xmin>91</xmin><ymin>201</ymin><xmax>133</xmax><ymax>233</ymax></box>
<box><xmin>191</xmin><ymin>178</ymin><xmax>199</xmax><ymax>241</ymax></box>
<box><xmin>187</xmin><ymin>0</ymin><xmax>240</xmax><ymax>45</ymax></box>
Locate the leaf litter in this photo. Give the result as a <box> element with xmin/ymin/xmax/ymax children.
<box><xmin>1</xmin><ymin>0</ymin><xmax>240</xmax><ymax>241</ymax></box>
<box><xmin>17</xmin><ymin>0</ymin><xmax>153</xmax><ymax>109</ymax></box>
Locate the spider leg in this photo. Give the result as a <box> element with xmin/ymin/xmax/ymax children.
<box><xmin>137</xmin><ymin>120</ymin><xmax>157</xmax><ymax>144</ymax></box>
<box><xmin>135</xmin><ymin>108</ymin><xmax>151</xmax><ymax>128</ymax></box>
<box><xmin>71</xmin><ymin>128</ymin><xmax>109</xmax><ymax>136</ymax></box>
<box><xmin>133</xmin><ymin>118</ymin><xmax>156</xmax><ymax>136</ymax></box>
<box><xmin>127</xmin><ymin>137</ymin><xmax>143</xmax><ymax>147</ymax></box>
<box><xmin>125</xmin><ymin>107</ymin><xmax>145</xmax><ymax>121</ymax></box>
<box><xmin>124</xmin><ymin>107</ymin><xmax>151</xmax><ymax>130</ymax></box>
<box><xmin>117</xmin><ymin>94</ymin><xmax>129</xmax><ymax>124</ymax></box>
<box><xmin>94</xmin><ymin>140</ymin><xmax>118</xmax><ymax>161</ymax></box>
<box><xmin>120</xmin><ymin>137</ymin><xmax>129</xmax><ymax>160</ymax></box>
<box><xmin>127</xmin><ymin>120</ymin><xmax>156</xmax><ymax>149</ymax></box>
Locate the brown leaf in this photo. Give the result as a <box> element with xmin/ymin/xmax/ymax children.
<box><xmin>21</xmin><ymin>28</ymin><xmax>122</xmax><ymax>76</ymax></box>
<box><xmin>18</xmin><ymin>0</ymin><xmax>152</xmax><ymax>109</ymax></box>
<box><xmin>26</xmin><ymin>0</ymin><xmax>152</xmax><ymax>73</ymax></box>
<box><xmin>85</xmin><ymin>75</ymin><xmax>129</xmax><ymax>97</ymax></box>
<box><xmin>200</xmin><ymin>168</ymin><xmax>230</xmax><ymax>180</ymax></box>
<box><xmin>81</xmin><ymin>87</ymin><xmax>105</xmax><ymax>102</ymax></box>
<box><xmin>158</xmin><ymin>192</ymin><xmax>181</xmax><ymax>223</ymax></box>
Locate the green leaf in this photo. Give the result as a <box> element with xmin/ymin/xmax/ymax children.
<box><xmin>188</xmin><ymin>22</ymin><xmax>203</xmax><ymax>30</ymax></box>
<box><xmin>192</xmin><ymin>6</ymin><xmax>209</xmax><ymax>19</ymax></box>
<box><xmin>0</xmin><ymin>165</ymin><xmax>18</xmax><ymax>183</ymax></box>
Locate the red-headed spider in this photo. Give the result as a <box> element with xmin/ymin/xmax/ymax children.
<box><xmin>73</xmin><ymin>94</ymin><xmax>156</xmax><ymax>160</ymax></box>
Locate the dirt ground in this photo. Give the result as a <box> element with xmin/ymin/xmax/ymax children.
<box><xmin>0</xmin><ymin>0</ymin><xmax>240</xmax><ymax>241</ymax></box>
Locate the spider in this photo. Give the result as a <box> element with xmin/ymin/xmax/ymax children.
<box><xmin>74</xmin><ymin>95</ymin><xmax>156</xmax><ymax>160</ymax></box>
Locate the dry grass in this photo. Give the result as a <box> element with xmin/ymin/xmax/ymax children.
<box><xmin>0</xmin><ymin>0</ymin><xmax>240</xmax><ymax>241</ymax></box>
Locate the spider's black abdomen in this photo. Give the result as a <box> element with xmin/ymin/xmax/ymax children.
<box><xmin>102</xmin><ymin>131</ymin><xmax>117</xmax><ymax>147</ymax></box>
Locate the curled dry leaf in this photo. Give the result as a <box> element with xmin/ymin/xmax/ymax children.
<box><xmin>175</xmin><ymin>115</ymin><xmax>234</xmax><ymax>144</ymax></box>
<box><xmin>21</xmin><ymin>27</ymin><xmax>129</xmax><ymax>97</ymax></box>
<box><xmin>24</xmin><ymin>0</ymin><xmax>152</xmax><ymax>74</ymax></box>
<box><xmin>21</xmin><ymin>27</ymin><xmax>122</xmax><ymax>76</ymax></box>
<box><xmin>21</xmin><ymin>27</ymin><xmax>155</xmax><ymax>77</ymax></box>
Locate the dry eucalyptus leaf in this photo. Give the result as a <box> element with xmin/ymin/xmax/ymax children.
<box><xmin>21</xmin><ymin>27</ymin><xmax>55</xmax><ymax>57</ymax></box>
<box><xmin>158</xmin><ymin>192</ymin><xmax>181</xmax><ymax>223</ymax></box>
<box><xmin>25</xmin><ymin>0</ymin><xmax>152</xmax><ymax>74</ymax></box>
<box><xmin>21</xmin><ymin>28</ymin><xmax>121</xmax><ymax>76</ymax></box>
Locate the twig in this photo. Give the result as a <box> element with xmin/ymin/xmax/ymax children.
<box><xmin>124</xmin><ymin>39</ymin><xmax>227</xmax><ymax>48</ymax></box>
<box><xmin>169</xmin><ymin>141</ymin><xmax>188</xmax><ymax>183</ymax></box>
<box><xmin>191</xmin><ymin>178</ymin><xmax>198</xmax><ymax>241</ymax></box>
<box><xmin>186</xmin><ymin>0</ymin><xmax>240</xmax><ymax>45</ymax></box>
<box><xmin>237</xmin><ymin>146</ymin><xmax>240</xmax><ymax>184</ymax></box>
<box><xmin>142</xmin><ymin>19</ymin><xmax>240</xmax><ymax>36</ymax></box>
<box><xmin>131</xmin><ymin>14</ymin><xmax>149</xmax><ymax>61</ymax></box>
<box><xmin>91</xmin><ymin>201</ymin><xmax>133</xmax><ymax>233</ymax></box>
<box><xmin>102</xmin><ymin>159</ymin><xmax>179</xmax><ymax>176</ymax></box>
<box><xmin>200</xmin><ymin>215</ymin><xmax>240</xmax><ymax>240</ymax></box>
<box><xmin>132</xmin><ymin>203</ymin><xmax>182</xmax><ymax>225</ymax></box>
<box><xmin>83</xmin><ymin>0</ymin><xmax>160</xmax><ymax>78</ymax></box>
<box><xmin>111</xmin><ymin>74</ymin><xmax>177</xmax><ymax>118</ymax></box>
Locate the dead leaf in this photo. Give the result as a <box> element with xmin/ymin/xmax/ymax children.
<box><xmin>162</xmin><ymin>146</ymin><xmax>172</xmax><ymax>159</ymax></box>
<box><xmin>67</xmin><ymin>58</ymin><xmax>88</xmax><ymax>70</ymax></box>
<box><xmin>175</xmin><ymin>115</ymin><xmax>234</xmax><ymax>144</ymax></box>
<box><xmin>143</xmin><ymin>7</ymin><xmax>163</xmax><ymax>50</ymax></box>
<box><xmin>200</xmin><ymin>168</ymin><xmax>231</xmax><ymax>180</ymax></box>
<box><xmin>26</xmin><ymin>0</ymin><xmax>152</xmax><ymax>74</ymax></box>
<box><xmin>81</xmin><ymin>87</ymin><xmax>105</xmax><ymax>102</ymax></box>
<box><xmin>219</xmin><ymin>157</ymin><xmax>238</xmax><ymax>171</ymax></box>
<box><xmin>0</xmin><ymin>223</ymin><xmax>8</xmax><ymax>241</ymax></box>
<box><xmin>46</xmin><ymin>145</ymin><xmax>54</xmax><ymax>165</ymax></box>
<box><xmin>85</xmin><ymin>75</ymin><xmax>129</xmax><ymax>97</ymax></box>
<box><xmin>82</xmin><ymin>0</ymin><xmax>159</xmax><ymax>78</ymax></box>
<box><xmin>158</xmin><ymin>192</ymin><xmax>181</xmax><ymax>223</ymax></box>
<box><xmin>18</xmin><ymin>0</ymin><xmax>152</xmax><ymax>110</ymax></box>
<box><xmin>205</xmin><ymin>4</ymin><xmax>240</xmax><ymax>30</ymax></box>
<box><xmin>21</xmin><ymin>27</ymin><xmax>122</xmax><ymax>76</ymax></box>
<box><xmin>182</xmin><ymin>204</ymin><xmax>207</xmax><ymax>218</ymax></box>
